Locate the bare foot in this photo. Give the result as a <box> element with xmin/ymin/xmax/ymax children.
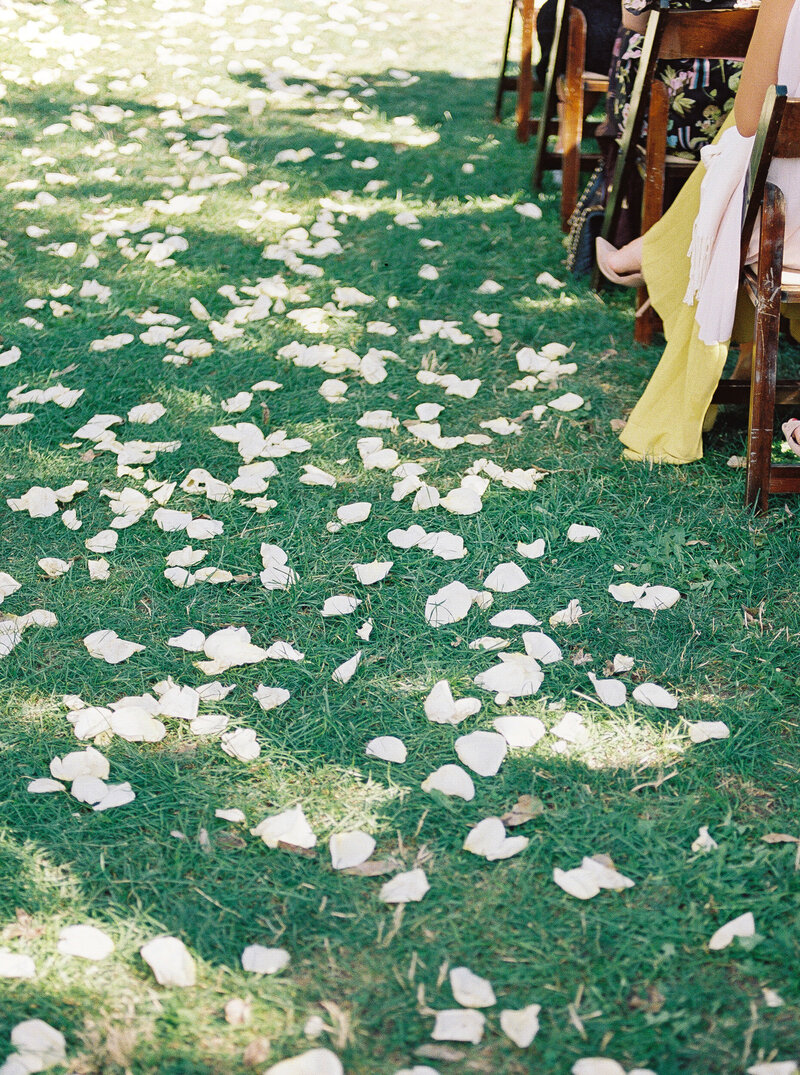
<box><xmin>607</xmin><ymin>236</ymin><xmax>644</xmax><ymax>276</ymax></box>
<box><xmin>783</xmin><ymin>418</ymin><xmax>800</xmax><ymax>457</ymax></box>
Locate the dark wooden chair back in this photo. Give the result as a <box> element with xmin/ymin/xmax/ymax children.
<box><xmin>741</xmin><ymin>86</ymin><xmax>800</xmax><ymax>256</ymax></box>
<box><xmin>531</xmin><ymin>0</ymin><xmax>610</xmax><ymax>228</ymax></box>
<box><xmin>531</xmin><ymin>0</ymin><xmax>574</xmax><ymax>181</ymax></box>
<box><xmin>711</xmin><ymin>87</ymin><xmax>800</xmax><ymax>511</ymax></box>
<box><xmin>495</xmin><ymin>0</ymin><xmax>541</xmax><ymax>142</ymax></box>
<box><xmin>656</xmin><ymin>5</ymin><xmax>757</xmax><ymax>58</ymax></box>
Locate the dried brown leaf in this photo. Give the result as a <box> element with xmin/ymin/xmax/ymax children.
<box><xmin>762</xmin><ymin>833</ymin><xmax>799</xmax><ymax>844</ymax></box>
<box><xmin>277</xmin><ymin>841</ymin><xmax>316</xmax><ymax>857</ymax></box>
<box><xmin>343</xmin><ymin>857</ymin><xmax>402</xmax><ymax>877</ymax></box>
<box><xmin>501</xmin><ymin>794</ymin><xmax>544</xmax><ymax>827</ymax></box>
<box><xmin>3</xmin><ymin>909</ymin><xmax>45</xmax><ymax>941</ymax></box>
<box><xmin>415</xmin><ymin>1044</ymin><xmax>467</xmax><ymax>1061</ymax></box>
<box><xmin>627</xmin><ymin>985</ymin><xmax>665</xmax><ymax>1013</ymax></box>
<box><xmin>242</xmin><ymin>1037</ymin><xmax>271</xmax><ymax>1066</ymax></box>
<box><xmin>216</xmin><ymin>832</ymin><xmax>247</xmax><ymax>850</ymax></box>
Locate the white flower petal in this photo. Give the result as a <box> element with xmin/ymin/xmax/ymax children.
<box><xmin>251</xmin><ymin>805</ymin><xmax>316</xmax><ymax>848</ymax></box>
<box><xmin>265</xmin><ymin>1050</ymin><xmax>343</xmax><ymax>1075</ymax></box>
<box><xmin>365</xmin><ymin>736</ymin><xmax>407</xmax><ymax>763</ymax></box>
<box><xmin>449</xmin><ymin>966</ymin><xmax>496</xmax><ymax>1008</ymax></box>
<box><xmin>221</xmin><ymin>728</ymin><xmax>261</xmax><ymax>762</ymax></box>
<box><xmin>353</xmin><ymin>561</ymin><xmax>392</xmax><ymax>585</ymax></box>
<box><xmin>517</xmin><ymin>539</ymin><xmax>546</xmax><ymax>559</ymax></box>
<box><xmin>428</xmin><ymin>1008</ymin><xmax>485</xmax><ymax>1046</ymax></box>
<box><xmin>421</xmin><ymin>764</ymin><xmax>475</xmax><ymax>801</ymax></box>
<box><xmin>454</xmin><ymin>730</ymin><xmax>507</xmax><ymax>776</ymax></box>
<box><xmin>425</xmin><ymin>581</ymin><xmax>475</xmax><ymax>627</ymax></box>
<box><xmin>709</xmin><ymin>911</ymin><xmax>755</xmax><ymax>951</ymax></box>
<box><xmin>379</xmin><ymin>868</ymin><xmax>429</xmax><ymax>903</ymax></box>
<box><xmin>588</xmin><ymin>673</ymin><xmax>628</xmax><ymax>708</ymax></box>
<box><xmin>330</xmin><ymin>831</ymin><xmax>376</xmax><ymax>870</ymax></box>
<box><xmin>241</xmin><ymin>945</ymin><xmax>290</xmax><ymax>975</ymax></box>
<box><xmin>484</xmin><ymin>562</ymin><xmax>530</xmax><ymax>593</ymax></box>
<box><xmin>632</xmin><ymin>683</ymin><xmax>678</xmax><ymax>709</ymax></box>
<box><xmin>688</xmin><ymin>720</ymin><xmax>730</xmax><ymax>743</ymax></box>
<box><xmin>493</xmin><ymin>715</ymin><xmax>546</xmax><ymax>749</ymax></box>
<box><xmin>522</xmin><ymin>631</ymin><xmax>562</xmax><ymax>664</ymax></box>
<box><xmin>140</xmin><ymin>936</ymin><xmax>196</xmax><ymax>987</ymax></box>
<box><xmin>500</xmin><ymin>1004</ymin><xmax>541</xmax><ymax>1047</ymax></box>
<box><xmin>57</xmin><ymin>924</ymin><xmax>114</xmax><ymax>962</ymax></box>
<box><xmin>567</xmin><ymin>524</ymin><xmax>601</xmax><ymax>543</ymax></box>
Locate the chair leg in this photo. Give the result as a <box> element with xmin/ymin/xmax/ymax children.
<box><xmin>635</xmin><ymin>80</ymin><xmax>669</xmax><ymax>344</ymax></box>
<box><xmin>745</xmin><ymin>183</ymin><xmax>785</xmax><ymax>513</ymax></box>
<box><xmin>494</xmin><ymin>0</ymin><xmax>518</xmax><ymax>122</ymax></box>
<box><xmin>560</xmin><ymin>8</ymin><xmax>586</xmax><ymax>231</ymax></box>
<box><xmin>532</xmin><ymin>0</ymin><xmax>569</xmax><ymax>189</ymax></box>
<box><xmin>516</xmin><ymin>0</ymin><xmax>535</xmax><ymax>142</ymax></box>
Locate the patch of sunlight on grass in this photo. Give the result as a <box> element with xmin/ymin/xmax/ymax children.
<box><xmin>564</xmin><ymin>709</ymin><xmax>686</xmax><ymax>771</ymax></box>
<box><xmin>251</xmin><ymin>758</ymin><xmax>406</xmax><ymax>835</ymax></box>
<box><xmin>156</xmin><ymin>386</ymin><xmax>216</xmax><ymax>417</ymax></box>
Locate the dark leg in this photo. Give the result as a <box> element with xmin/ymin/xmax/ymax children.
<box><xmin>746</xmin><ymin>184</ymin><xmax>785</xmax><ymax>513</ymax></box>
<box><xmin>494</xmin><ymin>0</ymin><xmax>518</xmax><ymax>122</ymax></box>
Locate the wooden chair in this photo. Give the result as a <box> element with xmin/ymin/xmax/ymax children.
<box><xmin>593</xmin><ymin>1</ymin><xmax>758</xmax><ymax>308</ymax></box>
<box><xmin>710</xmin><ymin>86</ymin><xmax>800</xmax><ymax>512</ymax></box>
<box><xmin>531</xmin><ymin>0</ymin><xmax>611</xmax><ymax>230</ymax></box>
<box><xmin>494</xmin><ymin>0</ymin><xmax>540</xmax><ymax>142</ymax></box>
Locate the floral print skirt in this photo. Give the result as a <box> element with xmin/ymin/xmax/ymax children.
<box><xmin>607</xmin><ymin>28</ymin><xmax>742</xmax><ymax>160</ymax></box>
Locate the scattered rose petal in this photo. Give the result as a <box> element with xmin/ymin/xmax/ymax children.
<box><xmin>251</xmin><ymin>805</ymin><xmax>316</xmax><ymax>849</ymax></box>
<box><xmin>454</xmin><ymin>730</ymin><xmax>507</xmax><ymax>776</ymax></box>
<box><xmin>330</xmin><ymin>831</ymin><xmax>376</xmax><ymax>870</ymax></box>
<box><xmin>493</xmin><ymin>715</ymin><xmax>546</xmax><ymax>749</ymax></box>
<box><xmin>265</xmin><ymin>1050</ymin><xmax>343</xmax><ymax>1075</ymax></box>
<box><xmin>632</xmin><ymin>683</ymin><xmax>677</xmax><ymax>709</ymax></box>
<box><xmin>464</xmin><ymin>817</ymin><xmax>528</xmax><ymax>860</ymax></box>
<box><xmin>500</xmin><ymin>1004</ymin><xmax>541</xmax><ymax>1047</ymax></box>
<box><xmin>366</xmin><ymin>736</ymin><xmax>407</xmax><ymax>763</ymax></box>
<box><xmin>431</xmin><ymin>1009</ymin><xmax>486</xmax><ymax>1044</ymax></box>
<box><xmin>567</xmin><ymin>524</ymin><xmax>601</xmax><ymax>543</ymax></box>
<box><xmin>84</xmin><ymin>630</ymin><xmax>144</xmax><ymax>664</ymax></box>
<box><xmin>449</xmin><ymin>966</ymin><xmax>496</xmax><ymax>1008</ymax></box>
<box><xmin>484</xmin><ymin>562</ymin><xmax>530</xmax><ymax>593</ymax></box>
<box><xmin>379</xmin><ymin>868</ymin><xmax>429</xmax><ymax>903</ymax></box>
<box><xmin>353</xmin><ymin>561</ymin><xmax>392</xmax><ymax>585</ymax></box>
<box><xmin>709</xmin><ymin>911</ymin><xmax>755</xmax><ymax>951</ymax></box>
<box><xmin>421</xmin><ymin>764</ymin><xmax>475</xmax><ymax>801</ymax></box>
<box><xmin>57</xmin><ymin>925</ymin><xmax>114</xmax><ymax>962</ymax></box>
<box><xmin>688</xmin><ymin>721</ymin><xmax>730</xmax><ymax>743</ymax></box>
<box><xmin>241</xmin><ymin>945</ymin><xmax>290</xmax><ymax>975</ymax></box>
<box><xmin>140</xmin><ymin>936</ymin><xmax>196</xmax><ymax>987</ymax></box>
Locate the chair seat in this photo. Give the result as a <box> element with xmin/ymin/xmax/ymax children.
<box><xmin>743</xmin><ymin>264</ymin><xmax>800</xmax><ymax>303</ymax></box>
<box><xmin>557</xmin><ymin>73</ymin><xmax>609</xmax><ymax>95</ymax></box>
<box><xmin>583</xmin><ymin>74</ymin><xmax>610</xmax><ymax>92</ymax></box>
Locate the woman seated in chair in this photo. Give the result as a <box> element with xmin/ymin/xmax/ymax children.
<box><xmin>596</xmin><ymin>0</ymin><xmax>800</xmax><ymax>465</ymax></box>
<box><xmin>536</xmin><ymin>0</ymin><xmax>621</xmax><ymax>83</ymax></box>
<box><xmin>599</xmin><ymin>0</ymin><xmax>744</xmax><ymax>245</ymax></box>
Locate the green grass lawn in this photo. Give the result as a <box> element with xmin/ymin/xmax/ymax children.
<box><xmin>0</xmin><ymin>1</ymin><xmax>799</xmax><ymax>1072</ymax></box>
